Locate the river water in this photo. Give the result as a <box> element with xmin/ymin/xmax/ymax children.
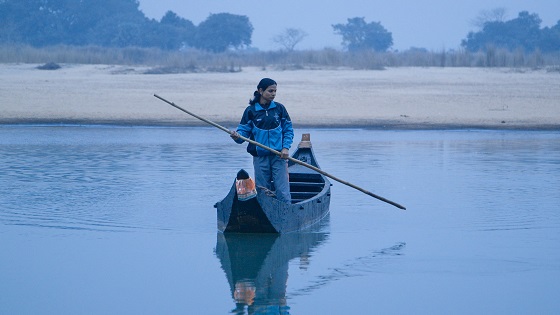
<box><xmin>1</xmin><ymin>125</ymin><xmax>559</xmax><ymax>314</ymax></box>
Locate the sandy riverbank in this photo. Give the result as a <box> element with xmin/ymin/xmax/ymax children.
<box><xmin>1</xmin><ymin>63</ymin><xmax>559</xmax><ymax>129</ymax></box>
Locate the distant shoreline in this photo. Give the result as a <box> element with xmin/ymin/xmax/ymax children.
<box><xmin>2</xmin><ymin>64</ymin><xmax>559</xmax><ymax>131</ymax></box>
<box><xmin>2</xmin><ymin>119</ymin><xmax>558</xmax><ymax>131</ymax></box>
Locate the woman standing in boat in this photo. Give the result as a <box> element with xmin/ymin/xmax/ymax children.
<box><xmin>230</xmin><ymin>78</ymin><xmax>294</xmax><ymax>203</ymax></box>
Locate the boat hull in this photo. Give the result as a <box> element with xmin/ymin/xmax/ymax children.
<box><xmin>215</xmin><ymin>135</ymin><xmax>331</xmax><ymax>233</ymax></box>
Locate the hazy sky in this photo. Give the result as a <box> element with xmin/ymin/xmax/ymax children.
<box><xmin>138</xmin><ymin>0</ymin><xmax>559</xmax><ymax>51</ymax></box>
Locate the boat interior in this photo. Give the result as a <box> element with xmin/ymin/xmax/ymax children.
<box><xmin>289</xmin><ymin>172</ymin><xmax>325</xmax><ymax>204</ymax></box>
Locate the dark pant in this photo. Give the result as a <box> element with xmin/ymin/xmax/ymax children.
<box><xmin>253</xmin><ymin>155</ymin><xmax>291</xmax><ymax>203</ymax></box>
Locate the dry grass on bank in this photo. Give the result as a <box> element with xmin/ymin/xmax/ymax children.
<box><xmin>1</xmin><ymin>45</ymin><xmax>559</xmax><ymax>72</ymax></box>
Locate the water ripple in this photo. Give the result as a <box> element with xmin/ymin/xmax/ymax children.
<box><xmin>289</xmin><ymin>242</ymin><xmax>407</xmax><ymax>297</ymax></box>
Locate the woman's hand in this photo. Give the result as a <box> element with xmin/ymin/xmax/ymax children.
<box><xmin>230</xmin><ymin>131</ymin><xmax>240</xmax><ymax>140</ymax></box>
<box><xmin>280</xmin><ymin>148</ymin><xmax>289</xmax><ymax>159</ymax></box>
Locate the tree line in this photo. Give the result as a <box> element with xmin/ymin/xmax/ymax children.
<box><xmin>462</xmin><ymin>11</ymin><xmax>560</xmax><ymax>53</ymax></box>
<box><xmin>0</xmin><ymin>0</ymin><xmax>558</xmax><ymax>53</ymax></box>
<box><xmin>0</xmin><ymin>0</ymin><xmax>252</xmax><ymax>52</ymax></box>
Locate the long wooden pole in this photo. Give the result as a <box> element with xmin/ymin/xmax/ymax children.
<box><xmin>154</xmin><ymin>94</ymin><xmax>406</xmax><ymax>210</ymax></box>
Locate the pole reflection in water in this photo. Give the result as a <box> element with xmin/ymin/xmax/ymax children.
<box><xmin>215</xmin><ymin>230</ymin><xmax>328</xmax><ymax>314</ymax></box>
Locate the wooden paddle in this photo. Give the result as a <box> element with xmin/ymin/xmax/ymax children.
<box><xmin>154</xmin><ymin>94</ymin><xmax>406</xmax><ymax>210</ymax></box>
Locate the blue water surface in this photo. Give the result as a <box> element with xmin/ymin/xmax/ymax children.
<box><xmin>1</xmin><ymin>125</ymin><xmax>559</xmax><ymax>314</ymax></box>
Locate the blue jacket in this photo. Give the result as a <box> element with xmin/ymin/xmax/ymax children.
<box><xmin>235</xmin><ymin>101</ymin><xmax>294</xmax><ymax>156</ymax></box>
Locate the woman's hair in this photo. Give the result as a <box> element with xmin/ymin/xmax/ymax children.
<box><xmin>249</xmin><ymin>78</ymin><xmax>277</xmax><ymax>105</ymax></box>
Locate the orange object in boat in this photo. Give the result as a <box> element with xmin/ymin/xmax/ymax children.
<box><xmin>236</xmin><ymin>177</ymin><xmax>257</xmax><ymax>201</ymax></box>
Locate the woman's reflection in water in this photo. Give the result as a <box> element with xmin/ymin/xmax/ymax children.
<box><xmin>215</xmin><ymin>231</ymin><xmax>328</xmax><ymax>315</ymax></box>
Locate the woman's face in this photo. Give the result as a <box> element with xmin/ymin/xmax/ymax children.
<box><xmin>259</xmin><ymin>85</ymin><xmax>277</xmax><ymax>104</ymax></box>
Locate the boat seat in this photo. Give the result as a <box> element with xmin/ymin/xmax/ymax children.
<box><xmin>291</xmin><ymin>191</ymin><xmax>319</xmax><ymax>199</ymax></box>
<box><xmin>290</xmin><ymin>183</ymin><xmax>324</xmax><ymax>203</ymax></box>
<box><xmin>290</xmin><ymin>182</ymin><xmax>324</xmax><ymax>194</ymax></box>
<box><xmin>289</xmin><ymin>172</ymin><xmax>323</xmax><ymax>181</ymax></box>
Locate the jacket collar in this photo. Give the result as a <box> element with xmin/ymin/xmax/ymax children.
<box><xmin>255</xmin><ymin>101</ymin><xmax>276</xmax><ymax>111</ymax></box>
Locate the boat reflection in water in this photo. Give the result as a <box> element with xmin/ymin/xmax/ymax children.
<box><xmin>215</xmin><ymin>230</ymin><xmax>328</xmax><ymax>314</ymax></box>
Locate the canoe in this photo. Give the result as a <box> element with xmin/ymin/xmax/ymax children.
<box><xmin>215</xmin><ymin>230</ymin><xmax>328</xmax><ymax>309</ymax></box>
<box><xmin>214</xmin><ymin>133</ymin><xmax>331</xmax><ymax>233</ymax></box>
